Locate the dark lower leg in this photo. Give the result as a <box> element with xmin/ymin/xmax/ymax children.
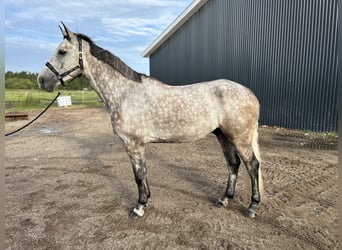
<box><xmin>216</xmin><ymin>153</ymin><xmax>240</xmax><ymax>207</ymax></box>
<box><xmin>213</xmin><ymin>129</ymin><xmax>240</xmax><ymax>207</ymax></box>
<box><xmin>129</xmin><ymin>151</ymin><xmax>150</xmax><ymax>218</ymax></box>
<box><xmin>245</xmin><ymin>154</ymin><xmax>260</xmax><ymax>217</ymax></box>
<box><xmin>133</xmin><ymin>159</ymin><xmax>150</xmax><ymax>205</ymax></box>
<box><xmin>225</xmin><ymin>153</ymin><xmax>240</xmax><ymax>198</ymax></box>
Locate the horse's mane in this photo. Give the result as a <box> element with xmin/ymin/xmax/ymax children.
<box><xmin>77</xmin><ymin>33</ymin><xmax>142</xmax><ymax>82</ymax></box>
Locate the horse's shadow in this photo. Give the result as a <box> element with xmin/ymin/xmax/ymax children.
<box><xmin>153</xmin><ymin>162</ymin><xmax>248</xmax><ymax>216</ymax></box>
<box><xmin>73</xmin><ymin>134</ymin><xmax>248</xmax><ymax>216</ymax></box>
<box><xmin>69</xmin><ymin>134</ymin><xmax>137</xmax><ymax>209</ymax></box>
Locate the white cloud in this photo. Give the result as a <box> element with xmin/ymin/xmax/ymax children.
<box><xmin>101</xmin><ymin>15</ymin><xmax>173</xmax><ymax>38</ymax></box>
<box><xmin>5</xmin><ymin>36</ymin><xmax>58</xmax><ymax>51</ymax></box>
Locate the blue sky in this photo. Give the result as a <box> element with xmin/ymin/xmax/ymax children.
<box><xmin>5</xmin><ymin>0</ymin><xmax>192</xmax><ymax>74</ymax></box>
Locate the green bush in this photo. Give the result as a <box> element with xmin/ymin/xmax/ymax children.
<box><xmin>5</xmin><ymin>78</ymin><xmax>38</xmax><ymax>89</ymax></box>
<box><xmin>5</xmin><ymin>71</ymin><xmax>92</xmax><ymax>90</ymax></box>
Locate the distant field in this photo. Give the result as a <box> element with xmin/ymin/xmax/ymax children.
<box><xmin>5</xmin><ymin>89</ymin><xmax>103</xmax><ymax>111</ymax></box>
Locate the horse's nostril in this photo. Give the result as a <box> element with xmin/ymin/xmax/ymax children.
<box><xmin>38</xmin><ymin>77</ymin><xmax>44</xmax><ymax>87</ymax></box>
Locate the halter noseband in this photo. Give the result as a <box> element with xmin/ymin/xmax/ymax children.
<box><xmin>45</xmin><ymin>36</ymin><xmax>84</xmax><ymax>87</ymax></box>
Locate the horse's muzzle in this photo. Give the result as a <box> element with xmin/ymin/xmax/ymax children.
<box><xmin>37</xmin><ymin>76</ymin><xmax>54</xmax><ymax>92</ymax></box>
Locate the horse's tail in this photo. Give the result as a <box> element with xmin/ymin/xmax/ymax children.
<box><xmin>252</xmin><ymin>123</ymin><xmax>265</xmax><ymax>199</ymax></box>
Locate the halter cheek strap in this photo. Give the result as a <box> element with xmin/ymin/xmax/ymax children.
<box><xmin>45</xmin><ymin>36</ymin><xmax>84</xmax><ymax>87</ymax></box>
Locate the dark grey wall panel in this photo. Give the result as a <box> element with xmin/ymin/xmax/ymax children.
<box><xmin>149</xmin><ymin>0</ymin><xmax>338</xmax><ymax>132</ymax></box>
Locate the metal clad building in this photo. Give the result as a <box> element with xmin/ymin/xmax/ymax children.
<box><xmin>143</xmin><ymin>0</ymin><xmax>338</xmax><ymax>132</ymax></box>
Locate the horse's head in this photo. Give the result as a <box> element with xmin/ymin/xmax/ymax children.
<box><xmin>37</xmin><ymin>23</ymin><xmax>83</xmax><ymax>92</ymax></box>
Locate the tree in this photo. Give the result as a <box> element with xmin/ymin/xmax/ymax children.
<box><xmin>5</xmin><ymin>71</ymin><xmax>92</xmax><ymax>90</ymax></box>
<box><xmin>5</xmin><ymin>78</ymin><xmax>37</xmax><ymax>89</ymax></box>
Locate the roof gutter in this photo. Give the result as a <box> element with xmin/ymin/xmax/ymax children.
<box><xmin>142</xmin><ymin>0</ymin><xmax>208</xmax><ymax>58</ymax></box>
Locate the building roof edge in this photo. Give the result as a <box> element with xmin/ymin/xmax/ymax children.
<box><xmin>142</xmin><ymin>0</ymin><xmax>208</xmax><ymax>58</ymax></box>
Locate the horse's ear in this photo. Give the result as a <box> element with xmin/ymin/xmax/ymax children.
<box><xmin>59</xmin><ymin>22</ymin><xmax>72</xmax><ymax>40</ymax></box>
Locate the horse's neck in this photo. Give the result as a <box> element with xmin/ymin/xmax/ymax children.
<box><xmin>82</xmin><ymin>51</ymin><xmax>136</xmax><ymax>112</ymax></box>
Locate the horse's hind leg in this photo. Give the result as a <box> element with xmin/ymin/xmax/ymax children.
<box><xmin>215</xmin><ymin>127</ymin><xmax>262</xmax><ymax>218</ymax></box>
<box><xmin>235</xmin><ymin>144</ymin><xmax>261</xmax><ymax>218</ymax></box>
<box><xmin>213</xmin><ymin>129</ymin><xmax>241</xmax><ymax>207</ymax></box>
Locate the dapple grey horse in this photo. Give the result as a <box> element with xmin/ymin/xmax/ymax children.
<box><xmin>38</xmin><ymin>23</ymin><xmax>263</xmax><ymax>219</ymax></box>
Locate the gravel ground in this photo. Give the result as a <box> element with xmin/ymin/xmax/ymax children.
<box><xmin>5</xmin><ymin>108</ymin><xmax>338</xmax><ymax>249</ymax></box>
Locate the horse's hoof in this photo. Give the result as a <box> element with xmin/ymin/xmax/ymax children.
<box><xmin>215</xmin><ymin>200</ymin><xmax>224</xmax><ymax>208</ymax></box>
<box><xmin>245</xmin><ymin>209</ymin><xmax>256</xmax><ymax>218</ymax></box>
<box><xmin>215</xmin><ymin>198</ymin><xmax>228</xmax><ymax>208</ymax></box>
<box><xmin>246</xmin><ymin>202</ymin><xmax>258</xmax><ymax>218</ymax></box>
<box><xmin>129</xmin><ymin>205</ymin><xmax>145</xmax><ymax>219</ymax></box>
<box><xmin>129</xmin><ymin>210</ymin><xmax>140</xmax><ymax>219</ymax></box>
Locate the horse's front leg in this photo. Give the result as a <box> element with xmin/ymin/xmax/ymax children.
<box><xmin>126</xmin><ymin>143</ymin><xmax>150</xmax><ymax>219</ymax></box>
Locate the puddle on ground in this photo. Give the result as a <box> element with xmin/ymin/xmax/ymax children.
<box><xmin>39</xmin><ymin>126</ymin><xmax>63</xmax><ymax>134</ymax></box>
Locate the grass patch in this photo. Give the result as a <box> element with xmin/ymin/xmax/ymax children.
<box><xmin>5</xmin><ymin>89</ymin><xmax>103</xmax><ymax>111</ymax></box>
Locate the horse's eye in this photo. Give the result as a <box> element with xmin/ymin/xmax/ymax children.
<box><xmin>58</xmin><ymin>49</ymin><xmax>67</xmax><ymax>55</ymax></box>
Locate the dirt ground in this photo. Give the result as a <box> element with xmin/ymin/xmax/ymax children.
<box><xmin>5</xmin><ymin>108</ymin><xmax>338</xmax><ymax>249</ymax></box>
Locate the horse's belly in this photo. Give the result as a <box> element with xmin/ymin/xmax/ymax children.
<box><xmin>146</xmin><ymin>115</ymin><xmax>217</xmax><ymax>143</ymax></box>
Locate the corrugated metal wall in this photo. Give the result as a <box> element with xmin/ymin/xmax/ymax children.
<box><xmin>149</xmin><ymin>0</ymin><xmax>338</xmax><ymax>132</ymax></box>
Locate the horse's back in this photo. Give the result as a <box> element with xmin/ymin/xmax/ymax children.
<box><xmin>189</xmin><ymin>79</ymin><xmax>259</xmax><ymax>119</ymax></box>
<box><xmin>144</xmin><ymin>77</ymin><xmax>260</xmax><ymax>129</ymax></box>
